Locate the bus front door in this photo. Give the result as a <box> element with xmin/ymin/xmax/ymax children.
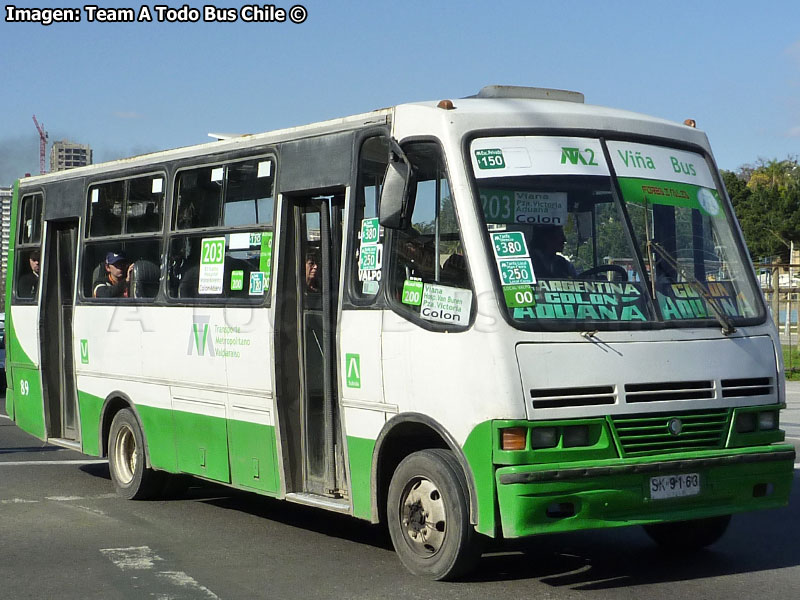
<box><xmin>40</xmin><ymin>219</ymin><xmax>80</xmax><ymax>443</ymax></box>
<box><xmin>276</xmin><ymin>193</ymin><xmax>346</xmax><ymax>498</ymax></box>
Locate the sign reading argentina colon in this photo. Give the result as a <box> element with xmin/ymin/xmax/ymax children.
<box><xmin>472</xmin><ymin>137</ymin><xmax>609</xmax><ymax>225</ymax></box>
<box><xmin>509</xmin><ymin>279</ymin><xmax>651</xmax><ymax>323</ymax></box>
<box><xmin>607</xmin><ymin>142</ymin><xmax>723</xmax><ymax>218</ymax></box>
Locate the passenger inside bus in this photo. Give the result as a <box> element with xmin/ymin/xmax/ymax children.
<box><xmin>18</xmin><ymin>250</ymin><xmax>41</xmax><ymax>298</ymax></box>
<box><xmin>530</xmin><ymin>225</ymin><xmax>577</xmax><ymax>279</ymax></box>
<box><xmin>305</xmin><ymin>250</ymin><xmax>321</xmax><ymax>293</ymax></box>
<box><xmin>94</xmin><ymin>251</ymin><xmax>133</xmax><ymax>298</ymax></box>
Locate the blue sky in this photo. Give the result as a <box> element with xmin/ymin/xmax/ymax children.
<box><xmin>1</xmin><ymin>0</ymin><xmax>798</xmax><ymax>185</ymax></box>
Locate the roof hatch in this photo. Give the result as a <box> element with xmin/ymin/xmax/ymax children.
<box><xmin>473</xmin><ymin>85</ymin><xmax>584</xmax><ymax>103</ymax></box>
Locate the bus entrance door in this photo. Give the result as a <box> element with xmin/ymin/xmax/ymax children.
<box><xmin>40</xmin><ymin>219</ymin><xmax>80</xmax><ymax>444</ymax></box>
<box><xmin>276</xmin><ymin>193</ymin><xmax>346</xmax><ymax>500</ymax></box>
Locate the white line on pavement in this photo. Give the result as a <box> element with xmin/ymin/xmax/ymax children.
<box><xmin>101</xmin><ymin>546</ymin><xmax>220</xmax><ymax>599</ymax></box>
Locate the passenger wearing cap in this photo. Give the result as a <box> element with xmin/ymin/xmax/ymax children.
<box><xmin>93</xmin><ymin>251</ymin><xmax>134</xmax><ymax>298</ymax></box>
<box><xmin>18</xmin><ymin>249</ymin><xmax>41</xmax><ymax>299</ymax></box>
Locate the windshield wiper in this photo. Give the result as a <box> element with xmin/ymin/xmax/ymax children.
<box><xmin>647</xmin><ymin>240</ymin><xmax>737</xmax><ymax>336</ymax></box>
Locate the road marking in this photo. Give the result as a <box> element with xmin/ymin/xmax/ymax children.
<box><xmin>101</xmin><ymin>546</ymin><xmax>220</xmax><ymax>599</ymax></box>
<box><xmin>0</xmin><ymin>414</ymin><xmax>10</xmax><ymax>420</ymax></box>
<box><xmin>0</xmin><ymin>498</ymin><xmax>39</xmax><ymax>504</ymax></box>
<box><xmin>0</xmin><ymin>459</ymin><xmax>107</xmax><ymax>466</ymax></box>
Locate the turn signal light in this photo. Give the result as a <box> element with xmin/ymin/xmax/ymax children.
<box><xmin>501</xmin><ymin>427</ymin><xmax>527</xmax><ymax>451</ymax></box>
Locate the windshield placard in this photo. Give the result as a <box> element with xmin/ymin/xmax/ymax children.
<box><xmin>471</xmin><ymin>137</ymin><xmax>609</xmax><ymax>179</ymax></box>
<box><xmin>481</xmin><ymin>190</ymin><xmax>568</xmax><ymax>225</ymax></box>
<box><xmin>617</xmin><ymin>177</ymin><xmax>723</xmax><ymax>217</ymax></box>
<box><xmin>607</xmin><ymin>142</ymin><xmax>716</xmax><ymax>188</ymax></box>
<box><xmin>511</xmin><ymin>280</ymin><xmax>649</xmax><ymax>322</ymax></box>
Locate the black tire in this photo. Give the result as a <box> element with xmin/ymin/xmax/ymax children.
<box><xmin>643</xmin><ymin>515</ymin><xmax>732</xmax><ymax>551</ymax></box>
<box><xmin>387</xmin><ymin>449</ymin><xmax>482</xmax><ymax>580</ymax></box>
<box><xmin>108</xmin><ymin>408</ymin><xmax>164</xmax><ymax>500</ymax></box>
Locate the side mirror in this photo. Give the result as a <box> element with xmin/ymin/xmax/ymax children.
<box><xmin>378</xmin><ymin>141</ymin><xmax>415</xmax><ymax>229</ymax></box>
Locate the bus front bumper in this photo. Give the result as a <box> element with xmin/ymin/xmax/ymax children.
<box><xmin>495</xmin><ymin>446</ymin><xmax>795</xmax><ymax>538</ymax></box>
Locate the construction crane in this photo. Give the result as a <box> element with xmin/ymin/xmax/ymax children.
<box><xmin>32</xmin><ymin>114</ymin><xmax>48</xmax><ymax>174</ymax></box>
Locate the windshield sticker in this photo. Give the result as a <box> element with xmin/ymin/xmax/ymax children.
<box><xmin>607</xmin><ymin>142</ymin><xmax>715</xmax><ymax>188</ymax></box>
<box><xmin>249</xmin><ymin>272</ymin><xmax>266</xmax><ymax>296</ymax></box>
<box><xmin>512</xmin><ymin>280</ymin><xmax>648</xmax><ymax>322</ymax></box>
<box><xmin>503</xmin><ymin>284</ymin><xmax>537</xmax><ymax>308</ymax></box>
<box><xmin>471</xmin><ymin>136</ymin><xmax>609</xmax><ymax>178</ymax></box>
<box><xmin>358</xmin><ymin>218</ymin><xmax>383</xmax><ymax>283</ymax></box>
<box><xmin>617</xmin><ymin>178</ymin><xmax>724</xmax><ymax>217</ymax></box>
<box><xmin>420</xmin><ymin>283</ymin><xmax>472</xmax><ymax>326</ymax></box>
<box><xmin>474</xmin><ymin>149</ymin><xmax>506</xmax><ymax>170</ymax></box>
<box><xmin>228</xmin><ymin>232</ymin><xmax>250</xmax><ymax>250</ymax></box>
<box><xmin>658</xmin><ymin>282</ymin><xmax>752</xmax><ymax>320</ymax></box>
<box><xmin>498</xmin><ymin>258</ymin><xmax>537</xmax><ymax>285</ymax></box>
<box><xmin>491</xmin><ymin>231</ymin><xmax>529</xmax><ymax>259</ymax></box>
<box><xmin>230</xmin><ymin>270</ymin><xmax>244</xmax><ymax>291</ymax></box>
<box><xmin>360</xmin><ymin>217</ymin><xmax>380</xmax><ymax>245</ymax></box>
<box><xmin>401</xmin><ymin>279</ymin><xmax>424</xmax><ymax>306</ymax></box>
<box><xmin>481</xmin><ymin>190</ymin><xmax>568</xmax><ymax>225</ymax></box>
<box><xmin>198</xmin><ymin>237</ymin><xmax>226</xmax><ymax>295</ymax></box>
<box><xmin>358</xmin><ymin>244</ymin><xmax>383</xmax><ymax>274</ymax></box>
<box><xmin>259</xmin><ymin>231</ymin><xmax>273</xmax><ymax>277</ymax></box>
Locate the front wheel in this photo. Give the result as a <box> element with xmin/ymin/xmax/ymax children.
<box><xmin>643</xmin><ymin>515</ymin><xmax>731</xmax><ymax>551</ymax></box>
<box><xmin>108</xmin><ymin>408</ymin><xmax>164</xmax><ymax>500</ymax></box>
<box><xmin>387</xmin><ymin>449</ymin><xmax>482</xmax><ymax>580</ymax></box>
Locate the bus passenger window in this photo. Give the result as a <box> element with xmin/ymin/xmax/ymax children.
<box><xmin>19</xmin><ymin>193</ymin><xmax>43</xmax><ymax>244</ymax></box>
<box><xmin>126</xmin><ymin>176</ymin><xmax>165</xmax><ymax>234</ymax></box>
<box><xmin>82</xmin><ymin>241</ymin><xmax>161</xmax><ymax>300</ymax></box>
<box><xmin>175</xmin><ymin>167</ymin><xmax>223</xmax><ymax>229</ymax></box>
<box><xmin>88</xmin><ymin>181</ymin><xmax>124</xmax><ymax>236</ymax></box>
<box><xmin>16</xmin><ymin>248</ymin><xmax>41</xmax><ymax>299</ymax></box>
<box><xmin>223</xmin><ymin>159</ymin><xmax>275</xmax><ymax>226</ymax></box>
<box><xmin>167</xmin><ymin>232</ymin><xmax>271</xmax><ymax>301</ymax></box>
<box><xmin>15</xmin><ymin>193</ymin><xmax>44</xmax><ymax>303</ymax></box>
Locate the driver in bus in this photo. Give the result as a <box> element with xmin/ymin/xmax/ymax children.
<box><xmin>94</xmin><ymin>251</ymin><xmax>134</xmax><ymax>298</ymax></box>
<box><xmin>530</xmin><ymin>225</ymin><xmax>577</xmax><ymax>279</ymax></box>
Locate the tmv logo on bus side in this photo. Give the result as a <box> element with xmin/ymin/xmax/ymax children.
<box><xmin>561</xmin><ymin>147</ymin><xmax>599</xmax><ymax>166</ymax></box>
<box><xmin>188</xmin><ymin>316</ymin><xmax>215</xmax><ymax>357</ymax></box>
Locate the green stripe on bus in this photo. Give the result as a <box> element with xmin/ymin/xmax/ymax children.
<box><xmin>462</xmin><ymin>421</ymin><xmax>497</xmax><ymax>537</ymax></box>
<box><xmin>346</xmin><ymin>436</ymin><xmax>375</xmax><ymax>520</ymax></box>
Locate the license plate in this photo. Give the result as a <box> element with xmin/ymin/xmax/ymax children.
<box><xmin>649</xmin><ymin>473</ymin><xmax>701</xmax><ymax>500</ymax></box>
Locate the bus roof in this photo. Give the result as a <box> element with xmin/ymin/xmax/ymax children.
<box><xmin>19</xmin><ymin>86</ymin><xmax>710</xmax><ymax>186</ymax></box>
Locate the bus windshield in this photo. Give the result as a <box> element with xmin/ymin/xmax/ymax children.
<box><xmin>470</xmin><ymin>136</ymin><xmax>764</xmax><ymax>329</ymax></box>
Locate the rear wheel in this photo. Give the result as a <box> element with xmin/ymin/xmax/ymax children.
<box><xmin>108</xmin><ymin>408</ymin><xmax>164</xmax><ymax>500</ymax></box>
<box><xmin>387</xmin><ymin>449</ymin><xmax>482</xmax><ymax>580</ymax></box>
<box><xmin>643</xmin><ymin>515</ymin><xmax>732</xmax><ymax>551</ymax></box>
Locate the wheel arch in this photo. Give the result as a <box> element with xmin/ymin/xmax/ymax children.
<box><xmin>98</xmin><ymin>392</ymin><xmax>152</xmax><ymax>468</ymax></box>
<box><xmin>370</xmin><ymin>413</ymin><xmax>479</xmax><ymax>526</ymax></box>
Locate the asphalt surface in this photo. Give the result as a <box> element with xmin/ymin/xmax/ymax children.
<box><xmin>1</xmin><ymin>389</ymin><xmax>799</xmax><ymax>599</ymax></box>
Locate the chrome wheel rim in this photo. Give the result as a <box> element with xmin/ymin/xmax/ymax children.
<box><xmin>399</xmin><ymin>476</ymin><xmax>447</xmax><ymax>556</ymax></box>
<box><xmin>112</xmin><ymin>424</ymin><xmax>136</xmax><ymax>485</ymax></box>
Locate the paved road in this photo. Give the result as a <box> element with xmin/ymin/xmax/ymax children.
<box><xmin>1</xmin><ymin>392</ymin><xmax>799</xmax><ymax>599</ymax></box>
<box><xmin>782</xmin><ymin>380</ymin><xmax>800</xmax><ymax>457</ymax></box>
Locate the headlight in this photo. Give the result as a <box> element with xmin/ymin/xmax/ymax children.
<box><xmin>758</xmin><ymin>411</ymin><xmax>778</xmax><ymax>431</ymax></box>
<box><xmin>736</xmin><ymin>412</ymin><xmax>757</xmax><ymax>433</ymax></box>
<box><xmin>531</xmin><ymin>427</ymin><xmax>559</xmax><ymax>449</ymax></box>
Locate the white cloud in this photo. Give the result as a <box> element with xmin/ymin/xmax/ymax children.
<box><xmin>788</xmin><ymin>126</ymin><xmax>800</xmax><ymax>138</ymax></box>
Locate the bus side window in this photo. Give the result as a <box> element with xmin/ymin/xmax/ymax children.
<box><xmin>15</xmin><ymin>193</ymin><xmax>43</xmax><ymax>302</ymax></box>
<box><xmin>351</xmin><ymin>136</ymin><xmax>389</xmax><ymax>301</ymax></box>
<box><xmin>386</xmin><ymin>143</ymin><xmax>473</xmax><ymax>327</ymax></box>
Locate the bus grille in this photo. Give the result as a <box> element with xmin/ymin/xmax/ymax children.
<box><xmin>609</xmin><ymin>409</ymin><xmax>730</xmax><ymax>457</ymax></box>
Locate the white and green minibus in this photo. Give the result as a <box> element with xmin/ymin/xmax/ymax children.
<box><xmin>5</xmin><ymin>85</ymin><xmax>794</xmax><ymax>579</ymax></box>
